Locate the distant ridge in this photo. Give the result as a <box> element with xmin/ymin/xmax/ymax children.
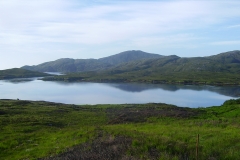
<box><xmin>0</xmin><ymin>68</ymin><xmax>50</xmax><ymax>79</ymax></box>
<box><xmin>98</xmin><ymin>50</ymin><xmax>162</xmax><ymax>65</ymax></box>
<box><xmin>21</xmin><ymin>50</ymin><xmax>240</xmax><ymax>77</ymax></box>
<box><xmin>107</xmin><ymin>50</ymin><xmax>240</xmax><ymax>73</ymax></box>
<box><xmin>21</xmin><ymin>50</ymin><xmax>162</xmax><ymax>72</ymax></box>
<box><xmin>38</xmin><ymin>50</ymin><xmax>240</xmax><ymax>85</ymax></box>
<box><xmin>207</xmin><ymin>50</ymin><xmax>240</xmax><ymax>64</ymax></box>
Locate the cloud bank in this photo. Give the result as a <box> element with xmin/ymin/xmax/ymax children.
<box><xmin>0</xmin><ymin>0</ymin><xmax>240</xmax><ymax>69</ymax></box>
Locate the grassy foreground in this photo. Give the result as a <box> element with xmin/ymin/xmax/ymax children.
<box><xmin>0</xmin><ymin>99</ymin><xmax>240</xmax><ymax>160</ymax></box>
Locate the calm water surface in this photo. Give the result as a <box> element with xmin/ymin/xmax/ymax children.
<box><xmin>0</xmin><ymin>78</ymin><xmax>240</xmax><ymax>108</ymax></box>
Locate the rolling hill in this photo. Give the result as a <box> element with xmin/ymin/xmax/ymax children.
<box><xmin>42</xmin><ymin>50</ymin><xmax>240</xmax><ymax>85</ymax></box>
<box><xmin>21</xmin><ymin>50</ymin><xmax>162</xmax><ymax>73</ymax></box>
<box><xmin>107</xmin><ymin>50</ymin><xmax>240</xmax><ymax>73</ymax></box>
<box><xmin>0</xmin><ymin>68</ymin><xmax>51</xmax><ymax>79</ymax></box>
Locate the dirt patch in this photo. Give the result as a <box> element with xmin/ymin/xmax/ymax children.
<box><xmin>41</xmin><ymin>134</ymin><xmax>135</xmax><ymax>160</ymax></box>
<box><xmin>107</xmin><ymin>104</ymin><xmax>201</xmax><ymax>124</ymax></box>
<box><xmin>0</xmin><ymin>110</ymin><xmax>7</xmax><ymax>115</ymax></box>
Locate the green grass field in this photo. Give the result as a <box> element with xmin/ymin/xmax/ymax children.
<box><xmin>0</xmin><ymin>99</ymin><xmax>240</xmax><ymax>159</ymax></box>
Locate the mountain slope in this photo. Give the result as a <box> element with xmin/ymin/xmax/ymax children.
<box><xmin>22</xmin><ymin>50</ymin><xmax>162</xmax><ymax>72</ymax></box>
<box><xmin>107</xmin><ymin>50</ymin><xmax>240</xmax><ymax>73</ymax></box>
<box><xmin>0</xmin><ymin>68</ymin><xmax>51</xmax><ymax>79</ymax></box>
<box><xmin>42</xmin><ymin>50</ymin><xmax>240</xmax><ymax>85</ymax></box>
<box><xmin>22</xmin><ymin>58</ymin><xmax>112</xmax><ymax>73</ymax></box>
<box><xmin>207</xmin><ymin>50</ymin><xmax>240</xmax><ymax>64</ymax></box>
<box><xmin>98</xmin><ymin>50</ymin><xmax>162</xmax><ymax>65</ymax></box>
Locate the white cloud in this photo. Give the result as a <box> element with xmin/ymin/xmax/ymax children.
<box><xmin>2</xmin><ymin>0</ymin><xmax>239</xmax><ymax>45</ymax></box>
<box><xmin>0</xmin><ymin>1</ymin><xmax>69</xmax><ymax>28</ymax></box>
<box><xmin>0</xmin><ymin>0</ymin><xmax>240</xmax><ymax>69</ymax></box>
<box><xmin>210</xmin><ymin>41</ymin><xmax>240</xmax><ymax>45</ymax></box>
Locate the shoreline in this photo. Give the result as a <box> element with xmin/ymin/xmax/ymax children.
<box><xmin>42</xmin><ymin>77</ymin><xmax>240</xmax><ymax>86</ymax></box>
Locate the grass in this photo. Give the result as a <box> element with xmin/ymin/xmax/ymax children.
<box><xmin>0</xmin><ymin>101</ymin><xmax>106</xmax><ymax>159</ymax></box>
<box><xmin>0</xmin><ymin>99</ymin><xmax>240</xmax><ymax>159</ymax></box>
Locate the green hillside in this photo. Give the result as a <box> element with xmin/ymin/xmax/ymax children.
<box><xmin>98</xmin><ymin>50</ymin><xmax>162</xmax><ymax>65</ymax></box>
<box><xmin>21</xmin><ymin>50</ymin><xmax>162</xmax><ymax>72</ymax></box>
<box><xmin>42</xmin><ymin>50</ymin><xmax>240</xmax><ymax>85</ymax></box>
<box><xmin>22</xmin><ymin>58</ymin><xmax>112</xmax><ymax>73</ymax></box>
<box><xmin>0</xmin><ymin>68</ymin><xmax>50</xmax><ymax>79</ymax></box>
<box><xmin>109</xmin><ymin>50</ymin><xmax>240</xmax><ymax>73</ymax></box>
<box><xmin>0</xmin><ymin>99</ymin><xmax>240</xmax><ymax>159</ymax></box>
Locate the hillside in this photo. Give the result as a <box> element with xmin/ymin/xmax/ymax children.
<box><xmin>22</xmin><ymin>59</ymin><xmax>111</xmax><ymax>73</ymax></box>
<box><xmin>42</xmin><ymin>50</ymin><xmax>240</xmax><ymax>85</ymax></box>
<box><xmin>98</xmin><ymin>50</ymin><xmax>162</xmax><ymax>65</ymax></box>
<box><xmin>22</xmin><ymin>50</ymin><xmax>162</xmax><ymax>72</ymax></box>
<box><xmin>0</xmin><ymin>68</ymin><xmax>51</xmax><ymax>79</ymax></box>
<box><xmin>109</xmin><ymin>50</ymin><xmax>240</xmax><ymax>73</ymax></box>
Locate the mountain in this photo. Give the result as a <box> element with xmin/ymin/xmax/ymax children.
<box><xmin>98</xmin><ymin>50</ymin><xmax>162</xmax><ymax>65</ymax></box>
<box><xmin>22</xmin><ymin>58</ymin><xmax>111</xmax><ymax>73</ymax></box>
<box><xmin>107</xmin><ymin>50</ymin><xmax>240</xmax><ymax>73</ymax></box>
<box><xmin>207</xmin><ymin>50</ymin><xmax>240</xmax><ymax>63</ymax></box>
<box><xmin>42</xmin><ymin>50</ymin><xmax>240</xmax><ymax>85</ymax></box>
<box><xmin>94</xmin><ymin>50</ymin><xmax>240</xmax><ymax>84</ymax></box>
<box><xmin>0</xmin><ymin>68</ymin><xmax>51</xmax><ymax>79</ymax></box>
<box><xmin>21</xmin><ymin>50</ymin><xmax>162</xmax><ymax>73</ymax></box>
<box><xmin>21</xmin><ymin>50</ymin><xmax>240</xmax><ymax>84</ymax></box>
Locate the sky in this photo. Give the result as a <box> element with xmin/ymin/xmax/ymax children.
<box><xmin>0</xmin><ymin>0</ymin><xmax>240</xmax><ymax>70</ymax></box>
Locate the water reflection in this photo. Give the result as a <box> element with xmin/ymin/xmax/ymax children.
<box><xmin>2</xmin><ymin>77</ymin><xmax>39</xmax><ymax>84</ymax></box>
<box><xmin>0</xmin><ymin>79</ymin><xmax>239</xmax><ymax>107</ymax></box>
<box><xmin>44</xmin><ymin>72</ymin><xmax>65</xmax><ymax>75</ymax></box>
<box><xmin>107</xmin><ymin>83</ymin><xmax>240</xmax><ymax>97</ymax></box>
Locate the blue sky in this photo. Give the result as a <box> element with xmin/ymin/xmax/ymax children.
<box><xmin>0</xmin><ymin>0</ymin><xmax>240</xmax><ymax>69</ymax></box>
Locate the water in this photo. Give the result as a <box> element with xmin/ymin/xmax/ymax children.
<box><xmin>45</xmin><ymin>72</ymin><xmax>65</xmax><ymax>75</ymax></box>
<box><xmin>0</xmin><ymin>78</ymin><xmax>240</xmax><ymax>108</ymax></box>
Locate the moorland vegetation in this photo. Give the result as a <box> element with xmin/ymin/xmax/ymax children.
<box><xmin>0</xmin><ymin>99</ymin><xmax>240</xmax><ymax>159</ymax></box>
